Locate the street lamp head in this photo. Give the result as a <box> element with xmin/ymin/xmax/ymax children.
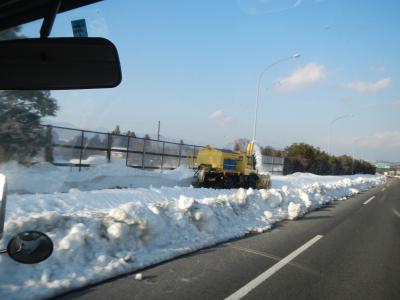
<box><xmin>292</xmin><ymin>53</ymin><xmax>301</xmax><ymax>58</ymax></box>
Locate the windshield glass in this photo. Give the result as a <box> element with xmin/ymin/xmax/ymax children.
<box><xmin>0</xmin><ymin>1</ymin><xmax>399</xmax><ymax>299</ymax></box>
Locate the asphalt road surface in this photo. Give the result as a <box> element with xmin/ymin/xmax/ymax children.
<box><xmin>59</xmin><ymin>178</ymin><xmax>400</xmax><ymax>300</ymax></box>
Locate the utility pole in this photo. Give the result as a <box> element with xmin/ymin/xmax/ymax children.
<box><xmin>157</xmin><ymin>120</ymin><xmax>160</xmax><ymax>141</ymax></box>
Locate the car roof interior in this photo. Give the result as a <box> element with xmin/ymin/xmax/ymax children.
<box><xmin>0</xmin><ymin>0</ymin><xmax>102</xmax><ymax>32</ymax></box>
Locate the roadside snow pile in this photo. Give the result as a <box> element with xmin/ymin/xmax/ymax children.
<box><xmin>271</xmin><ymin>172</ymin><xmax>382</xmax><ymax>189</ymax></box>
<box><xmin>0</xmin><ymin>159</ymin><xmax>194</xmax><ymax>194</ymax></box>
<box><xmin>0</xmin><ymin>173</ymin><xmax>384</xmax><ymax>299</ymax></box>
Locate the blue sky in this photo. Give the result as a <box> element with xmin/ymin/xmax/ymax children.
<box><xmin>21</xmin><ymin>0</ymin><xmax>400</xmax><ymax>161</ymax></box>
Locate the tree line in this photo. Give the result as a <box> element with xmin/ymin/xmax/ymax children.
<box><xmin>233</xmin><ymin>139</ymin><xmax>375</xmax><ymax>175</ymax></box>
<box><xmin>282</xmin><ymin>143</ymin><xmax>375</xmax><ymax>175</ymax></box>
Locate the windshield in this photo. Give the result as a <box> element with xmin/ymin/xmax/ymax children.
<box><xmin>0</xmin><ymin>1</ymin><xmax>399</xmax><ymax>299</ymax></box>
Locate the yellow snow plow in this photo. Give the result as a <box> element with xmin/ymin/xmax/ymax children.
<box><xmin>193</xmin><ymin>143</ymin><xmax>271</xmax><ymax>189</ymax></box>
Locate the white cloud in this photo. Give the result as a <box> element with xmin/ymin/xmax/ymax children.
<box><xmin>210</xmin><ymin>110</ymin><xmax>222</xmax><ymax>119</ymax></box>
<box><xmin>355</xmin><ymin>131</ymin><xmax>400</xmax><ymax>149</ymax></box>
<box><xmin>341</xmin><ymin>77</ymin><xmax>391</xmax><ymax>94</ymax></box>
<box><xmin>209</xmin><ymin>110</ymin><xmax>233</xmax><ymax>125</ymax></box>
<box><xmin>278</xmin><ymin>63</ymin><xmax>327</xmax><ymax>92</ymax></box>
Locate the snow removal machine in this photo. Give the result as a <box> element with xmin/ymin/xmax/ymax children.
<box><xmin>193</xmin><ymin>143</ymin><xmax>271</xmax><ymax>189</ymax></box>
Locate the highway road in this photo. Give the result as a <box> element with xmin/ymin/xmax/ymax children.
<box><xmin>59</xmin><ymin>178</ymin><xmax>400</xmax><ymax>300</ymax></box>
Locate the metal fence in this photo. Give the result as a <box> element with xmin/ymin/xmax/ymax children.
<box><xmin>45</xmin><ymin>125</ymin><xmax>204</xmax><ymax>171</ymax></box>
<box><xmin>260</xmin><ymin>156</ymin><xmax>285</xmax><ymax>175</ymax></box>
<box><xmin>41</xmin><ymin>124</ymin><xmax>284</xmax><ymax>174</ymax></box>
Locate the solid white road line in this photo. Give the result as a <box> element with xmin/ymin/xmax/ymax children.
<box><xmin>224</xmin><ymin>235</ymin><xmax>323</xmax><ymax>300</ymax></box>
<box><xmin>363</xmin><ymin>196</ymin><xmax>375</xmax><ymax>205</ymax></box>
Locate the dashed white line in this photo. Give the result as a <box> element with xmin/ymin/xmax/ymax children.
<box><xmin>363</xmin><ymin>196</ymin><xmax>375</xmax><ymax>205</ymax></box>
<box><xmin>381</xmin><ymin>188</ymin><xmax>386</xmax><ymax>192</ymax></box>
<box><xmin>224</xmin><ymin>235</ymin><xmax>323</xmax><ymax>300</ymax></box>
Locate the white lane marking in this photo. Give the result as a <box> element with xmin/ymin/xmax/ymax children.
<box><xmin>224</xmin><ymin>235</ymin><xmax>323</xmax><ymax>300</ymax></box>
<box><xmin>393</xmin><ymin>208</ymin><xmax>400</xmax><ymax>218</ymax></box>
<box><xmin>381</xmin><ymin>188</ymin><xmax>386</xmax><ymax>192</ymax></box>
<box><xmin>363</xmin><ymin>196</ymin><xmax>375</xmax><ymax>205</ymax></box>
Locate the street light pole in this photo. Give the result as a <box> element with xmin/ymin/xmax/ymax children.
<box><xmin>328</xmin><ymin>114</ymin><xmax>354</xmax><ymax>154</ymax></box>
<box><xmin>252</xmin><ymin>53</ymin><xmax>300</xmax><ymax>143</ymax></box>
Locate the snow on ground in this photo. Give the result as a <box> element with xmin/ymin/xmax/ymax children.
<box><xmin>0</xmin><ymin>158</ymin><xmax>194</xmax><ymax>194</ymax></box>
<box><xmin>0</xmin><ymin>164</ymin><xmax>385</xmax><ymax>299</ymax></box>
<box><xmin>271</xmin><ymin>172</ymin><xmax>382</xmax><ymax>189</ymax></box>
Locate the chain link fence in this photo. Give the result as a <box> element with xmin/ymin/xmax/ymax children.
<box><xmin>45</xmin><ymin>125</ymin><xmax>204</xmax><ymax>171</ymax></box>
<box><xmin>39</xmin><ymin>125</ymin><xmax>284</xmax><ymax>174</ymax></box>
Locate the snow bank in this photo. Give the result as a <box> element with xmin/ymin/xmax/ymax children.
<box><xmin>0</xmin><ymin>173</ymin><xmax>385</xmax><ymax>299</ymax></box>
<box><xmin>0</xmin><ymin>159</ymin><xmax>194</xmax><ymax>194</ymax></box>
<box><xmin>271</xmin><ymin>172</ymin><xmax>381</xmax><ymax>189</ymax></box>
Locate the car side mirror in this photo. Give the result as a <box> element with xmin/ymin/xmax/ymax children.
<box><xmin>5</xmin><ymin>231</ymin><xmax>53</xmax><ymax>264</ymax></box>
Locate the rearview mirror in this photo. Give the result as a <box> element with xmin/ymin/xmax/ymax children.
<box><xmin>0</xmin><ymin>37</ymin><xmax>122</xmax><ymax>90</ymax></box>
